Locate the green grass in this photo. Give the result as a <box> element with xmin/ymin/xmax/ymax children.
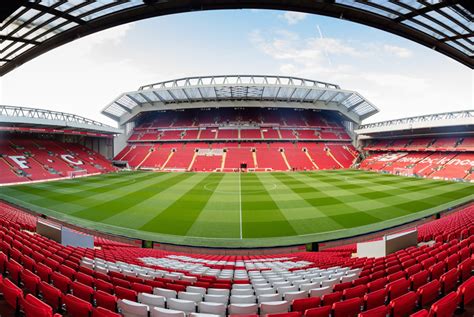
<box><xmin>0</xmin><ymin>170</ymin><xmax>472</xmax><ymax>247</ymax></box>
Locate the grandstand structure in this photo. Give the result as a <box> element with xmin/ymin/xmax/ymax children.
<box><xmin>0</xmin><ymin>0</ymin><xmax>472</xmax><ymax>77</ymax></box>
<box><xmin>0</xmin><ymin>105</ymin><xmax>120</xmax><ymax>184</ymax></box>
<box><xmin>105</xmin><ymin>75</ymin><xmax>374</xmax><ymax>172</ymax></box>
<box><xmin>0</xmin><ymin>2</ymin><xmax>472</xmax><ymax>317</ymax></box>
<box><xmin>357</xmin><ymin>110</ymin><xmax>474</xmax><ymax>181</ymax></box>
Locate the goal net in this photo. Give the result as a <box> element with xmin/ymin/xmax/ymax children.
<box><xmin>393</xmin><ymin>167</ymin><xmax>414</xmax><ymax>177</ymax></box>
<box><xmin>68</xmin><ymin>169</ymin><xmax>88</xmax><ymax>179</ymax></box>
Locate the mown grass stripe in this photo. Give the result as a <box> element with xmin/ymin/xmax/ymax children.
<box><xmin>139</xmin><ymin>173</ymin><xmax>224</xmax><ymax>235</ymax></box>
<box><xmin>241</xmin><ymin>173</ymin><xmax>297</xmax><ymax>238</ymax></box>
<box><xmin>71</xmin><ymin>173</ymin><xmax>193</xmax><ymax>222</ymax></box>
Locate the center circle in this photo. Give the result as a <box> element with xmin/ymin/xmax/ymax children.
<box><xmin>203</xmin><ymin>181</ymin><xmax>277</xmax><ymax>194</ymax></box>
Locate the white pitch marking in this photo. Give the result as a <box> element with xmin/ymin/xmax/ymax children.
<box><xmin>239</xmin><ymin>171</ymin><xmax>243</xmax><ymax>240</ymax></box>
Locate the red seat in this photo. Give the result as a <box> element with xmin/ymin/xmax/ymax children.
<box><xmin>304</xmin><ymin>305</ymin><xmax>332</xmax><ymax>317</ymax></box>
<box><xmin>409</xmin><ymin>309</ymin><xmax>428</xmax><ymax>317</ymax></box>
<box><xmin>292</xmin><ymin>297</ymin><xmax>320</xmax><ymax>312</ymax></box>
<box><xmin>36</xmin><ymin>263</ymin><xmax>53</xmax><ymax>283</ymax></box>
<box><xmin>409</xmin><ymin>270</ymin><xmax>429</xmax><ymax>291</ymax></box>
<box><xmin>387</xmin><ymin>278</ymin><xmax>410</xmax><ymax>301</ymax></box>
<box><xmin>457</xmin><ymin>276</ymin><xmax>474</xmax><ymax>310</ymax></box>
<box><xmin>321</xmin><ymin>291</ymin><xmax>342</xmax><ymax>306</ymax></box>
<box><xmin>22</xmin><ymin>269</ymin><xmax>41</xmax><ymax>295</ymax></box>
<box><xmin>445</xmin><ymin>254</ymin><xmax>459</xmax><ymax>271</ymax></box>
<box><xmin>334</xmin><ymin>282</ymin><xmax>353</xmax><ymax>292</ymax></box>
<box><xmin>63</xmin><ymin>294</ymin><xmax>93</xmax><ymax>317</ymax></box>
<box><xmin>420</xmin><ymin>258</ymin><xmax>435</xmax><ymax>270</ymax></box>
<box><xmin>111</xmin><ymin>277</ymin><xmax>130</xmax><ymax>288</ymax></box>
<box><xmin>428</xmin><ymin>262</ymin><xmax>445</xmax><ymax>281</ymax></box>
<box><xmin>387</xmin><ymin>271</ymin><xmax>406</xmax><ymax>283</ymax></box>
<box><xmin>405</xmin><ymin>264</ymin><xmax>422</xmax><ymax>277</ymax></box>
<box><xmin>92</xmin><ymin>307</ymin><xmax>122</xmax><ymax>317</ymax></box>
<box><xmin>388</xmin><ymin>291</ymin><xmax>417</xmax><ymax>317</ymax></box>
<box><xmin>167</xmin><ymin>283</ymin><xmax>187</xmax><ymax>292</ymax></box>
<box><xmin>267</xmin><ymin>312</ymin><xmax>301</xmax><ymax>317</ymax></box>
<box><xmin>71</xmin><ymin>281</ymin><xmax>94</xmax><ymax>302</ymax></box>
<box><xmin>367</xmin><ymin>277</ymin><xmax>386</xmax><ymax>292</ymax></box>
<box><xmin>131</xmin><ymin>282</ymin><xmax>153</xmax><ymax>294</ymax></box>
<box><xmin>416</xmin><ymin>279</ymin><xmax>440</xmax><ymax>306</ymax></box>
<box><xmin>44</xmin><ymin>258</ymin><xmax>60</xmax><ymax>271</ymax></box>
<box><xmin>353</xmin><ymin>276</ymin><xmax>370</xmax><ymax>286</ymax></box>
<box><xmin>51</xmin><ymin>271</ymin><xmax>72</xmax><ymax>293</ymax></box>
<box><xmin>59</xmin><ymin>265</ymin><xmax>77</xmax><ymax>280</ymax></box>
<box><xmin>95</xmin><ymin>278</ymin><xmax>114</xmax><ymax>294</ymax></box>
<box><xmin>3</xmin><ymin>278</ymin><xmax>23</xmax><ymax>312</ymax></box>
<box><xmin>439</xmin><ymin>268</ymin><xmax>458</xmax><ymax>294</ymax></box>
<box><xmin>22</xmin><ymin>293</ymin><xmax>53</xmax><ymax>317</ymax></box>
<box><xmin>94</xmin><ymin>290</ymin><xmax>118</xmax><ymax>312</ymax></box>
<box><xmin>458</xmin><ymin>258</ymin><xmax>472</xmax><ymax>282</ymax></box>
<box><xmin>0</xmin><ymin>251</ymin><xmax>7</xmax><ymax>274</ymax></box>
<box><xmin>76</xmin><ymin>271</ymin><xmax>95</xmax><ymax>287</ymax></box>
<box><xmin>332</xmin><ymin>297</ymin><xmax>362</xmax><ymax>317</ymax></box>
<box><xmin>363</xmin><ymin>288</ymin><xmax>386</xmax><ymax>310</ymax></box>
<box><xmin>7</xmin><ymin>259</ymin><xmax>23</xmax><ymax>284</ymax></box>
<box><xmin>21</xmin><ymin>255</ymin><xmax>36</xmax><ymax>272</ymax></box>
<box><xmin>343</xmin><ymin>285</ymin><xmax>367</xmax><ymax>300</ymax></box>
<box><xmin>427</xmin><ymin>291</ymin><xmax>458</xmax><ymax>317</ymax></box>
<box><xmin>114</xmin><ymin>285</ymin><xmax>137</xmax><ymax>301</ymax></box>
<box><xmin>357</xmin><ymin>305</ymin><xmax>388</xmax><ymax>317</ymax></box>
<box><xmin>39</xmin><ymin>281</ymin><xmax>62</xmax><ymax>311</ymax></box>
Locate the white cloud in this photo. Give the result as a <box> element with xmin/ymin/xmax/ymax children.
<box><xmin>249</xmin><ymin>28</ymin><xmax>471</xmax><ymax>123</ymax></box>
<box><xmin>280</xmin><ymin>12</ymin><xmax>308</xmax><ymax>25</ymax></box>
<box><xmin>383</xmin><ymin>44</ymin><xmax>413</xmax><ymax>58</ymax></box>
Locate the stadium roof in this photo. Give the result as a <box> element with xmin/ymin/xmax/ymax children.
<box><xmin>0</xmin><ymin>105</ymin><xmax>122</xmax><ymax>134</ymax></box>
<box><xmin>0</xmin><ymin>1</ymin><xmax>472</xmax><ymax>77</ymax></box>
<box><xmin>355</xmin><ymin>109</ymin><xmax>474</xmax><ymax>137</ymax></box>
<box><xmin>101</xmin><ymin>75</ymin><xmax>379</xmax><ymax>124</ymax></box>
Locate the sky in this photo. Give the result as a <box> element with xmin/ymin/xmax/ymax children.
<box><xmin>0</xmin><ymin>9</ymin><xmax>472</xmax><ymax>126</ymax></box>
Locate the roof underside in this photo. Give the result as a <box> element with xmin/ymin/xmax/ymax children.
<box><xmin>0</xmin><ymin>1</ymin><xmax>472</xmax><ymax>77</ymax></box>
<box><xmin>355</xmin><ymin>110</ymin><xmax>474</xmax><ymax>137</ymax></box>
<box><xmin>0</xmin><ymin>105</ymin><xmax>121</xmax><ymax>134</ymax></box>
<box><xmin>101</xmin><ymin>75</ymin><xmax>378</xmax><ymax>123</ymax></box>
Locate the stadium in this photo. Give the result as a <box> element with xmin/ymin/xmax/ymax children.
<box><xmin>0</xmin><ymin>2</ymin><xmax>472</xmax><ymax>317</ymax></box>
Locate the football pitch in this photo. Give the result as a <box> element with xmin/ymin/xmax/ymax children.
<box><xmin>0</xmin><ymin>170</ymin><xmax>472</xmax><ymax>247</ymax></box>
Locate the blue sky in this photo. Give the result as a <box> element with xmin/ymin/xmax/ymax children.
<box><xmin>0</xmin><ymin>9</ymin><xmax>471</xmax><ymax>125</ymax></box>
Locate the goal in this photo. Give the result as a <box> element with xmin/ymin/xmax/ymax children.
<box><xmin>68</xmin><ymin>169</ymin><xmax>88</xmax><ymax>179</ymax></box>
<box><xmin>393</xmin><ymin>167</ymin><xmax>414</xmax><ymax>177</ymax></box>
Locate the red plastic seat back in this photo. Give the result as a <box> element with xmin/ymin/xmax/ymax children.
<box><xmin>92</xmin><ymin>307</ymin><xmax>121</xmax><ymax>317</ymax></box>
<box><xmin>357</xmin><ymin>305</ymin><xmax>387</xmax><ymax>317</ymax></box>
<box><xmin>292</xmin><ymin>297</ymin><xmax>320</xmax><ymax>312</ymax></box>
<box><xmin>94</xmin><ymin>290</ymin><xmax>118</xmax><ymax>312</ymax></box>
<box><xmin>71</xmin><ymin>281</ymin><xmax>94</xmax><ymax>302</ymax></box>
<box><xmin>363</xmin><ymin>288</ymin><xmax>386</xmax><ymax>310</ymax></box>
<box><xmin>332</xmin><ymin>297</ymin><xmax>362</xmax><ymax>317</ymax></box>
<box><xmin>322</xmin><ymin>291</ymin><xmax>342</xmax><ymax>306</ymax></box>
<box><xmin>429</xmin><ymin>292</ymin><xmax>458</xmax><ymax>317</ymax></box>
<box><xmin>39</xmin><ymin>281</ymin><xmax>62</xmax><ymax>310</ymax></box>
<box><xmin>22</xmin><ymin>294</ymin><xmax>53</xmax><ymax>317</ymax></box>
<box><xmin>63</xmin><ymin>294</ymin><xmax>93</xmax><ymax>317</ymax></box>
<box><xmin>304</xmin><ymin>305</ymin><xmax>332</xmax><ymax>317</ymax></box>
<box><xmin>388</xmin><ymin>291</ymin><xmax>417</xmax><ymax>317</ymax></box>
<box><xmin>416</xmin><ymin>279</ymin><xmax>440</xmax><ymax>306</ymax></box>
<box><xmin>3</xmin><ymin>278</ymin><xmax>23</xmax><ymax>311</ymax></box>
<box><xmin>114</xmin><ymin>285</ymin><xmax>137</xmax><ymax>301</ymax></box>
<box><xmin>343</xmin><ymin>285</ymin><xmax>367</xmax><ymax>300</ymax></box>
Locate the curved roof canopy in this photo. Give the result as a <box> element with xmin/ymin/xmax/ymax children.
<box><xmin>0</xmin><ymin>1</ymin><xmax>472</xmax><ymax>77</ymax></box>
<box><xmin>101</xmin><ymin>75</ymin><xmax>378</xmax><ymax>124</ymax></box>
<box><xmin>0</xmin><ymin>105</ymin><xmax>121</xmax><ymax>134</ymax></box>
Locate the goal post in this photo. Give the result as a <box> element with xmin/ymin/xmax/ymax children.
<box><xmin>393</xmin><ymin>167</ymin><xmax>414</xmax><ymax>177</ymax></box>
<box><xmin>68</xmin><ymin>169</ymin><xmax>88</xmax><ymax>179</ymax></box>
